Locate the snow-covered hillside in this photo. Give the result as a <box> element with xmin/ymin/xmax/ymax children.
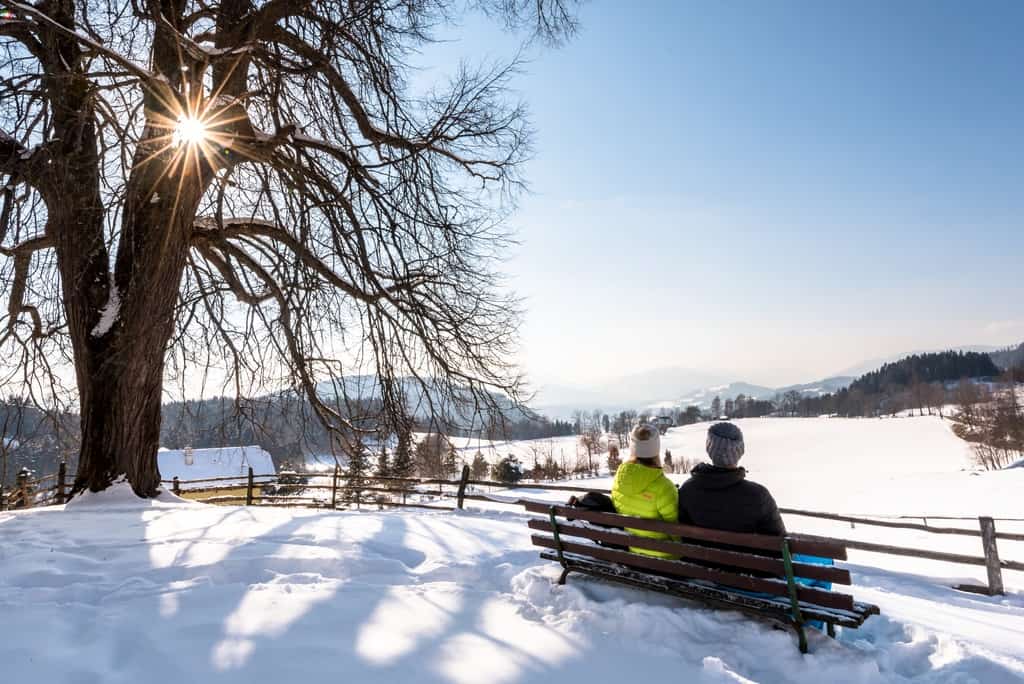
<box><xmin>453</xmin><ymin>416</ymin><xmax>1003</xmax><ymax>516</ymax></box>
<box><xmin>2</xmin><ymin>485</ymin><xmax>1022</xmax><ymax>683</ymax></box>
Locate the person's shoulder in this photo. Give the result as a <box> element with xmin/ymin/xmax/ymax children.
<box><xmin>740</xmin><ymin>477</ymin><xmax>777</xmax><ymax>501</ymax></box>
<box><xmin>656</xmin><ymin>472</ymin><xmax>677</xmax><ymax>490</ymax></box>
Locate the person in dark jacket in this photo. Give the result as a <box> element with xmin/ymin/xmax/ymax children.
<box><xmin>677</xmin><ymin>422</ymin><xmax>785</xmax><ymax>536</ymax></box>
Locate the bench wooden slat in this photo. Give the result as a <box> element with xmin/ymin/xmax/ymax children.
<box><xmin>528</xmin><ymin>519</ymin><xmax>851</xmax><ymax>585</ymax></box>
<box><xmin>532</xmin><ymin>534</ymin><xmax>856</xmax><ymax>612</ymax></box>
<box><xmin>541</xmin><ymin>552</ymin><xmax>878</xmax><ymax>628</ymax></box>
<box><xmin>523</xmin><ymin>501</ymin><xmax>847</xmax><ymax>560</ymax></box>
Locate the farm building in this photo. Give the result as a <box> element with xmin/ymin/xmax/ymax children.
<box><xmin>157</xmin><ymin>446</ymin><xmax>276</xmax><ymax>489</ymax></box>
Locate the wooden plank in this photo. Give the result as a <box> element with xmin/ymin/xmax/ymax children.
<box><xmin>781</xmin><ymin>508</ymin><xmax>987</xmax><ymax>537</ymax></box>
<box><xmin>524</xmin><ymin>502</ymin><xmax>847</xmax><ymax>560</ymax></box>
<box><xmin>371</xmin><ymin>501</ymin><xmax>456</xmax><ymax>512</ymax></box>
<box><xmin>541</xmin><ymin>552</ymin><xmax>878</xmax><ymax>629</ymax></box>
<box><xmin>159</xmin><ymin>474</ymin><xmax>277</xmax><ymax>485</ymax></box>
<box><xmin>531</xmin><ymin>535</ymin><xmax>855</xmax><ymax>612</ymax></box>
<box><xmin>824</xmin><ymin>536</ymin><xmax>1010</xmax><ymax>568</ymax></box>
<box><xmin>528</xmin><ymin>519</ymin><xmax>850</xmax><ymax>585</ymax></box>
<box><xmin>468</xmin><ymin>479</ymin><xmax>605</xmax><ymax>493</ymax></box>
<box><xmin>779</xmin><ymin>508</ymin><xmax>1024</xmax><ymax>543</ymax></box>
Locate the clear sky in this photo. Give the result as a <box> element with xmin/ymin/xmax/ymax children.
<box><xmin>423</xmin><ymin>1</ymin><xmax>1024</xmax><ymax>388</ymax></box>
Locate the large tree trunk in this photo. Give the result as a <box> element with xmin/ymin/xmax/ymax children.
<box><xmin>70</xmin><ymin>211</ymin><xmax>194</xmax><ymax>496</ymax></box>
<box><xmin>68</xmin><ymin>128</ymin><xmax>202</xmax><ymax>497</ymax></box>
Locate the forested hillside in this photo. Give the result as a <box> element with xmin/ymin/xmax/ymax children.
<box><xmin>991</xmin><ymin>342</ymin><xmax>1024</xmax><ymax>370</ymax></box>
<box><xmin>849</xmin><ymin>351</ymin><xmax>999</xmax><ymax>395</ymax></box>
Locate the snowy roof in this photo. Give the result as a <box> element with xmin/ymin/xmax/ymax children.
<box><xmin>158</xmin><ymin>446</ymin><xmax>276</xmax><ymax>488</ymax></box>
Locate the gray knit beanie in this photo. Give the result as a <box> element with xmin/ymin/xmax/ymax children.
<box><xmin>706</xmin><ymin>422</ymin><xmax>745</xmax><ymax>467</ymax></box>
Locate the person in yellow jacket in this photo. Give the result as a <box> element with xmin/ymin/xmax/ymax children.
<box><xmin>611</xmin><ymin>423</ymin><xmax>678</xmax><ymax>558</ymax></box>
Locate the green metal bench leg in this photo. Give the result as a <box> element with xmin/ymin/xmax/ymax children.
<box><xmin>827</xmin><ymin>622</ymin><xmax>836</xmax><ymax>639</ymax></box>
<box><xmin>792</xmin><ymin>621</ymin><xmax>808</xmax><ymax>654</ymax></box>
<box><xmin>781</xmin><ymin>538</ymin><xmax>809</xmax><ymax>654</ymax></box>
<box><xmin>549</xmin><ymin>506</ymin><xmax>570</xmax><ymax>586</ymax></box>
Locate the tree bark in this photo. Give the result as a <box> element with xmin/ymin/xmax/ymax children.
<box><xmin>68</xmin><ymin>121</ymin><xmax>203</xmax><ymax>496</ymax></box>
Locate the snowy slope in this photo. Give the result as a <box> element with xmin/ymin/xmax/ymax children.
<box><xmin>464</xmin><ymin>416</ymin><xmax>1005</xmax><ymax>516</ymax></box>
<box><xmin>1</xmin><ymin>486</ymin><xmax>1022</xmax><ymax>683</ymax></box>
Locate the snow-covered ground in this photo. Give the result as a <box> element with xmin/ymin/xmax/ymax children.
<box><xmin>1</xmin><ymin>485</ymin><xmax>1021</xmax><ymax>683</ymax></box>
<box><xmin>2</xmin><ymin>416</ymin><xmax>1023</xmax><ymax>683</ymax></box>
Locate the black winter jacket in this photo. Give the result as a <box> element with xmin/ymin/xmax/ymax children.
<box><xmin>677</xmin><ymin>463</ymin><xmax>785</xmax><ymax>536</ymax></box>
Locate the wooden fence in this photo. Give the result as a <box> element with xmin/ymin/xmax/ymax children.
<box><xmin>0</xmin><ymin>462</ymin><xmax>68</xmax><ymax>510</ymax></box>
<box><xmin>4</xmin><ymin>462</ymin><xmax>1020</xmax><ymax>596</ymax></box>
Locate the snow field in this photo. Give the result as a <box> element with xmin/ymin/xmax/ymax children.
<box><xmin>3</xmin><ymin>416</ymin><xmax>1023</xmax><ymax>683</ymax></box>
<box><xmin>1</xmin><ymin>483</ymin><xmax>1023</xmax><ymax>683</ymax></box>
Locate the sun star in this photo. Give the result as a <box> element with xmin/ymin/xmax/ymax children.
<box><xmin>173</xmin><ymin>115</ymin><xmax>207</xmax><ymax>147</ymax></box>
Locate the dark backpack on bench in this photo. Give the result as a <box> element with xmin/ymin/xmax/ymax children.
<box><xmin>566</xmin><ymin>492</ymin><xmax>627</xmax><ymax>550</ymax></box>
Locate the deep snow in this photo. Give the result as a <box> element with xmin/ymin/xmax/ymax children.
<box><xmin>3</xmin><ymin>416</ymin><xmax>1023</xmax><ymax>683</ymax></box>
<box><xmin>1</xmin><ymin>485</ymin><xmax>1022</xmax><ymax>683</ymax></box>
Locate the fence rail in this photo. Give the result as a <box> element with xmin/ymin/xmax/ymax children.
<box><xmin>5</xmin><ymin>463</ymin><xmax>1020</xmax><ymax>596</ymax></box>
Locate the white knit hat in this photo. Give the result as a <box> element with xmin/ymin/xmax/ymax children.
<box><xmin>629</xmin><ymin>423</ymin><xmax>661</xmax><ymax>464</ymax></box>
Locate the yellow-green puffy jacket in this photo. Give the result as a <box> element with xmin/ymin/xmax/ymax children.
<box><xmin>611</xmin><ymin>462</ymin><xmax>679</xmax><ymax>558</ymax></box>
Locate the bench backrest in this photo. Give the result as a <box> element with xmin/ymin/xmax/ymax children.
<box><xmin>525</xmin><ymin>501</ymin><xmax>856</xmax><ymax>612</ymax></box>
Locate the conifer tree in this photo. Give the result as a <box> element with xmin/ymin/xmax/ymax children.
<box><xmin>391</xmin><ymin>428</ymin><xmax>415</xmax><ymax>480</ymax></box>
<box><xmin>345</xmin><ymin>439</ymin><xmax>369</xmax><ymax>507</ymax></box>
<box><xmin>376</xmin><ymin>447</ymin><xmax>391</xmax><ymax>479</ymax></box>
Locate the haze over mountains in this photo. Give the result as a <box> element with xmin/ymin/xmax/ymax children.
<box><xmin>533</xmin><ymin>342</ymin><xmax>1024</xmax><ymax>417</ymax></box>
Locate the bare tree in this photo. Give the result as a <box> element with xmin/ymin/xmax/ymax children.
<box><xmin>0</xmin><ymin>396</ymin><xmax>26</xmax><ymax>489</ymax></box>
<box><xmin>578</xmin><ymin>425</ymin><xmax>601</xmax><ymax>473</ymax></box>
<box><xmin>605</xmin><ymin>443</ymin><xmax>621</xmax><ymax>474</ymax></box>
<box><xmin>0</xmin><ymin>0</ymin><xmax>579</xmax><ymax>497</ymax></box>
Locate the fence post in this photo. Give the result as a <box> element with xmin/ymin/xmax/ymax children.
<box><xmin>56</xmin><ymin>461</ymin><xmax>67</xmax><ymax>505</ymax></box>
<box><xmin>245</xmin><ymin>466</ymin><xmax>254</xmax><ymax>506</ymax></box>
<box><xmin>979</xmin><ymin>516</ymin><xmax>1004</xmax><ymax>596</ymax></box>
<box><xmin>172</xmin><ymin>477</ymin><xmax>180</xmax><ymax>495</ymax></box>
<box><xmin>456</xmin><ymin>464</ymin><xmax>470</xmax><ymax>510</ymax></box>
<box><xmin>331</xmin><ymin>466</ymin><xmax>339</xmax><ymax>509</ymax></box>
<box><xmin>16</xmin><ymin>468</ymin><xmax>31</xmax><ymax>509</ymax></box>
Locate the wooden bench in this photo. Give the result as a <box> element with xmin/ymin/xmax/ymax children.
<box><xmin>525</xmin><ymin>501</ymin><xmax>880</xmax><ymax>653</ymax></box>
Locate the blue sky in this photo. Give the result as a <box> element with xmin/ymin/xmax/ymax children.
<box><xmin>422</xmin><ymin>1</ymin><xmax>1024</xmax><ymax>388</ymax></box>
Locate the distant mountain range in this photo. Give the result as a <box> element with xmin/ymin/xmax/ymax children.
<box><xmin>532</xmin><ymin>367</ymin><xmax>732</xmax><ymax>418</ymax></box>
<box><xmin>665</xmin><ymin>376</ymin><xmax>856</xmax><ymax>411</ymax></box>
<box><xmin>532</xmin><ymin>342</ymin><xmax>1023</xmax><ymax>418</ymax></box>
<box><xmin>315</xmin><ymin>375</ymin><xmax>527</xmax><ymax>424</ymax></box>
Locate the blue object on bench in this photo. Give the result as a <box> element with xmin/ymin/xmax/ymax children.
<box><xmin>793</xmin><ymin>554</ymin><xmax>835</xmax><ymax>630</ymax></box>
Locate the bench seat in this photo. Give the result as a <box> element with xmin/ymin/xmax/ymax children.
<box><xmin>525</xmin><ymin>501</ymin><xmax>881</xmax><ymax>653</ymax></box>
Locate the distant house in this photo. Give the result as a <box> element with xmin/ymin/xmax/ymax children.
<box><xmin>652</xmin><ymin>415</ymin><xmax>674</xmax><ymax>433</ymax></box>
<box><xmin>158</xmin><ymin>445</ymin><xmax>276</xmax><ymax>489</ymax></box>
